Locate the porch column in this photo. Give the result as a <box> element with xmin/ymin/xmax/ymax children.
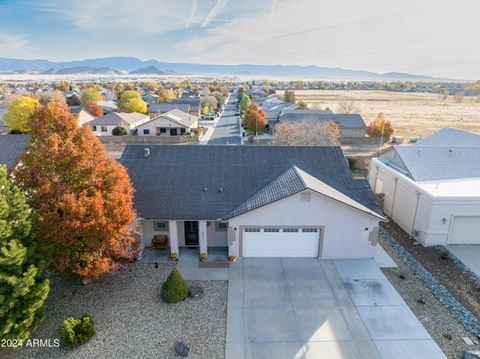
<box><xmin>199</xmin><ymin>220</ymin><xmax>208</xmax><ymax>255</ymax></box>
<box><xmin>169</xmin><ymin>220</ymin><xmax>179</xmax><ymax>255</ymax></box>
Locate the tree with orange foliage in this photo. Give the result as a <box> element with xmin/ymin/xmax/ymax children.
<box><xmin>366</xmin><ymin>112</ymin><xmax>394</xmax><ymax>138</ymax></box>
<box><xmin>84</xmin><ymin>101</ymin><xmax>104</xmax><ymax>117</ymax></box>
<box><xmin>243</xmin><ymin>103</ymin><xmax>266</xmax><ymax>134</ymax></box>
<box><xmin>14</xmin><ymin>104</ymin><xmax>139</xmax><ymax>282</ymax></box>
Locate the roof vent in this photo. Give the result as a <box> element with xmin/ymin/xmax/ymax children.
<box><xmin>203</xmin><ymin>187</ymin><xmax>208</xmax><ymax>191</ymax></box>
<box><xmin>218</xmin><ymin>188</ymin><xmax>223</xmax><ymax>192</ymax></box>
<box><xmin>417</xmin><ymin>149</ymin><xmax>422</xmax><ymax>154</ymax></box>
<box><xmin>144</xmin><ymin>148</ymin><xmax>150</xmax><ymax>157</ymax></box>
<box><xmin>448</xmin><ymin>148</ymin><xmax>453</xmax><ymax>154</ymax></box>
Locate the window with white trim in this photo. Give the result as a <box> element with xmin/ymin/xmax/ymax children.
<box><xmin>154</xmin><ymin>221</ymin><xmax>169</xmax><ymax>231</ymax></box>
<box><xmin>216</xmin><ymin>221</ymin><xmax>228</xmax><ymax>232</ymax></box>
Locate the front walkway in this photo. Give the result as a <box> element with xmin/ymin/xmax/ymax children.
<box><xmin>448</xmin><ymin>244</ymin><xmax>480</xmax><ymax>278</ymax></box>
<box><xmin>177</xmin><ymin>247</ymin><xmax>229</xmax><ymax>281</ymax></box>
<box><xmin>226</xmin><ymin>258</ymin><xmax>446</xmax><ymax>359</ymax></box>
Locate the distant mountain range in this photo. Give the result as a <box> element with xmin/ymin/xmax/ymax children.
<box><xmin>0</xmin><ymin>56</ymin><xmax>446</xmax><ymax>80</ymax></box>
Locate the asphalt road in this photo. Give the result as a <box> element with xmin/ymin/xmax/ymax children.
<box><xmin>207</xmin><ymin>95</ymin><xmax>242</xmax><ymax>145</ymax></box>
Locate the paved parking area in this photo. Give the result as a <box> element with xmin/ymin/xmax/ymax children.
<box><xmin>226</xmin><ymin>258</ymin><xmax>446</xmax><ymax>359</ymax></box>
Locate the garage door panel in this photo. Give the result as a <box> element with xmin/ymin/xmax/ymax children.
<box><xmin>243</xmin><ymin>228</ymin><xmax>320</xmax><ymax>257</ymax></box>
<box><xmin>449</xmin><ymin>217</ymin><xmax>480</xmax><ymax>245</ymax></box>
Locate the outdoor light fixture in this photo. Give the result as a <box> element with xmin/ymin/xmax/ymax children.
<box><xmin>364</xmin><ymin>227</ymin><xmax>369</xmax><ymax>232</ymax></box>
<box><xmin>441</xmin><ymin>218</ymin><xmax>447</xmax><ymax>224</ymax></box>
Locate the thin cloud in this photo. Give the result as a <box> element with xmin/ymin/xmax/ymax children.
<box><xmin>0</xmin><ymin>32</ymin><xmax>28</xmax><ymax>52</ymax></box>
<box><xmin>186</xmin><ymin>0</ymin><xmax>198</xmax><ymax>29</ymax></box>
<box><xmin>201</xmin><ymin>0</ymin><xmax>230</xmax><ymax>27</ymax></box>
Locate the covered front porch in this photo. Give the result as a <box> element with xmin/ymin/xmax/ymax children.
<box><xmin>140</xmin><ymin>219</ymin><xmax>231</xmax><ymax>261</ymax></box>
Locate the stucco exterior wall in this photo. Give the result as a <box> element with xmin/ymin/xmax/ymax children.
<box><xmin>369</xmin><ymin>158</ymin><xmax>480</xmax><ymax>246</ymax></box>
<box><xmin>227</xmin><ymin>190</ymin><xmax>381</xmax><ymax>259</ymax></box>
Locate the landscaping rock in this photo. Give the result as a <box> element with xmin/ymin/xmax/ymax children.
<box><xmin>464</xmin><ymin>350</ymin><xmax>480</xmax><ymax>359</ymax></box>
<box><xmin>174</xmin><ymin>341</ymin><xmax>190</xmax><ymax>357</ymax></box>
<box><xmin>189</xmin><ymin>284</ymin><xmax>204</xmax><ymax>298</ymax></box>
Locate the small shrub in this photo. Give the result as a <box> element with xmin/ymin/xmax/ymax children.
<box><xmin>61</xmin><ymin>314</ymin><xmax>95</xmax><ymax>347</ymax></box>
<box><xmin>161</xmin><ymin>268</ymin><xmax>189</xmax><ymax>304</ymax></box>
<box><xmin>112</xmin><ymin>126</ymin><xmax>127</xmax><ymax>136</ymax></box>
<box><xmin>199</xmin><ymin>253</ymin><xmax>207</xmax><ymax>262</ymax></box>
<box><xmin>440</xmin><ymin>250</ymin><xmax>450</xmax><ymax>260</ymax></box>
<box><xmin>398</xmin><ymin>274</ymin><xmax>406</xmax><ymax>280</ymax></box>
<box><xmin>442</xmin><ymin>332</ymin><xmax>452</xmax><ymax>340</ymax></box>
<box><xmin>416</xmin><ymin>298</ymin><xmax>426</xmax><ymax>305</ymax></box>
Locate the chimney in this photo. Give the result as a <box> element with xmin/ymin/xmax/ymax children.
<box><xmin>144</xmin><ymin>148</ymin><xmax>150</xmax><ymax>157</ymax></box>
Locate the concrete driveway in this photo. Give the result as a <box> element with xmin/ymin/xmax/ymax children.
<box><xmin>226</xmin><ymin>258</ymin><xmax>446</xmax><ymax>359</ymax></box>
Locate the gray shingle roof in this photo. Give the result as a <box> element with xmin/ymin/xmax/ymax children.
<box><xmin>148</xmin><ymin>103</ymin><xmax>190</xmax><ymax>113</ymax></box>
<box><xmin>279</xmin><ymin>111</ymin><xmax>366</xmax><ymax>129</ymax></box>
<box><xmin>0</xmin><ymin>134</ymin><xmax>29</xmax><ymax>167</ymax></box>
<box><xmin>120</xmin><ymin>145</ymin><xmax>381</xmax><ymax>220</ymax></box>
<box><xmin>391</xmin><ymin>146</ymin><xmax>480</xmax><ymax>182</ymax></box>
<box><xmin>414</xmin><ymin>127</ymin><xmax>480</xmax><ymax>147</ymax></box>
<box><xmin>90</xmin><ymin>112</ymin><xmax>148</xmax><ymax>126</ymax></box>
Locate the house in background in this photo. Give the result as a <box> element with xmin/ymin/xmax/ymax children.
<box><xmin>273</xmin><ymin>111</ymin><xmax>367</xmax><ymax>138</ymax></box>
<box><xmin>136</xmin><ymin>109</ymin><xmax>198</xmax><ymax>136</ymax></box>
<box><xmin>69</xmin><ymin>106</ymin><xmax>96</xmax><ymax>126</ymax></box>
<box><xmin>369</xmin><ymin>128</ymin><xmax>480</xmax><ymax>246</ymax></box>
<box><xmin>88</xmin><ymin>112</ymin><xmax>150</xmax><ymax>136</ymax></box>
<box><xmin>168</xmin><ymin>98</ymin><xmax>200</xmax><ymax>116</ymax></box>
<box><xmin>96</xmin><ymin>100</ymin><xmax>118</xmax><ymax>114</ymax></box>
<box><xmin>120</xmin><ymin>145</ymin><xmax>384</xmax><ymax>259</ymax></box>
<box><xmin>148</xmin><ymin>103</ymin><xmax>190</xmax><ymax>118</ymax></box>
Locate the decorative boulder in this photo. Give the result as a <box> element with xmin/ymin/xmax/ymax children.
<box><xmin>189</xmin><ymin>284</ymin><xmax>204</xmax><ymax>298</ymax></box>
<box><xmin>174</xmin><ymin>341</ymin><xmax>189</xmax><ymax>357</ymax></box>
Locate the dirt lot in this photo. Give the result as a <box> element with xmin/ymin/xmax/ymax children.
<box><xmin>279</xmin><ymin>90</ymin><xmax>480</xmax><ymax>139</ymax></box>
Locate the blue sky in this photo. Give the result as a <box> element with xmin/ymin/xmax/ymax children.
<box><xmin>0</xmin><ymin>0</ymin><xmax>479</xmax><ymax>79</ymax></box>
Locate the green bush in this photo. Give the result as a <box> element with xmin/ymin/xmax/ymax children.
<box><xmin>61</xmin><ymin>314</ymin><xmax>95</xmax><ymax>347</ymax></box>
<box><xmin>161</xmin><ymin>268</ymin><xmax>189</xmax><ymax>303</ymax></box>
<box><xmin>112</xmin><ymin>126</ymin><xmax>127</xmax><ymax>136</ymax></box>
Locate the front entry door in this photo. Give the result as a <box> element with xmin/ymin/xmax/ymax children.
<box><xmin>184</xmin><ymin>221</ymin><xmax>199</xmax><ymax>246</ymax></box>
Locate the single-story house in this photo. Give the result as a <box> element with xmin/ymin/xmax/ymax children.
<box><xmin>120</xmin><ymin>145</ymin><xmax>384</xmax><ymax>259</ymax></box>
<box><xmin>147</xmin><ymin>103</ymin><xmax>190</xmax><ymax>118</ymax></box>
<box><xmin>0</xmin><ymin>134</ymin><xmax>29</xmax><ymax>171</ymax></box>
<box><xmin>142</xmin><ymin>92</ymin><xmax>160</xmax><ymax>104</ymax></box>
<box><xmin>168</xmin><ymin>98</ymin><xmax>200</xmax><ymax>116</ymax></box>
<box><xmin>88</xmin><ymin>112</ymin><xmax>150</xmax><ymax>136</ymax></box>
<box><xmin>136</xmin><ymin>109</ymin><xmax>198</xmax><ymax>136</ymax></box>
<box><xmin>69</xmin><ymin>106</ymin><xmax>96</xmax><ymax>126</ymax></box>
<box><xmin>368</xmin><ymin>127</ymin><xmax>480</xmax><ymax>246</ymax></box>
<box><xmin>274</xmin><ymin>110</ymin><xmax>367</xmax><ymax>138</ymax></box>
<box><xmin>0</xmin><ymin>108</ymin><xmax>9</xmax><ymax>134</ymax></box>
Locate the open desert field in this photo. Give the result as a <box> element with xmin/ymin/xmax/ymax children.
<box><xmin>279</xmin><ymin>90</ymin><xmax>480</xmax><ymax>139</ymax></box>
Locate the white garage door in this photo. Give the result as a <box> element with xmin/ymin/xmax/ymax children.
<box><xmin>449</xmin><ymin>216</ymin><xmax>480</xmax><ymax>244</ymax></box>
<box><xmin>243</xmin><ymin>227</ymin><xmax>320</xmax><ymax>257</ymax></box>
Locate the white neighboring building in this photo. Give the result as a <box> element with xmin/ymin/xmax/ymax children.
<box><xmin>0</xmin><ymin>108</ymin><xmax>9</xmax><ymax>133</ymax></box>
<box><xmin>368</xmin><ymin>128</ymin><xmax>480</xmax><ymax>246</ymax></box>
<box><xmin>136</xmin><ymin>109</ymin><xmax>198</xmax><ymax>136</ymax></box>
<box><xmin>69</xmin><ymin>106</ymin><xmax>95</xmax><ymax>127</ymax></box>
<box><xmin>88</xmin><ymin>112</ymin><xmax>150</xmax><ymax>136</ymax></box>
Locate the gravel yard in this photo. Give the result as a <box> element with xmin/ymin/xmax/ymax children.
<box><xmin>379</xmin><ymin>232</ymin><xmax>480</xmax><ymax>358</ymax></box>
<box><xmin>382</xmin><ymin>222</ymin><xmax>480</xmax><ymax>319</ymax></box>
<box><xmin>8</xmin><ymin>262</ymin><xmax>227</xmax><ymax>359</ymax></box>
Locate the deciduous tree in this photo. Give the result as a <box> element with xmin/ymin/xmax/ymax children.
<box><xmin>283</xmin><ymin>90</ymin><xmax>296</xmax><ymax>103</ymax></box>
<box><xmin>239</xmin><ymin>94</ymin><xmax>251</xmax><ymax>113</ymax></box>
<box><xmin>243</xmin><ymin>103</ymin><xmax>266</xmax><ymax>134</ymax></box>
<box><xmin>201</xmin><ymin>96</ymin><xmax>218</xmax><ymax>113</ymax></box>
<box><xmin>81</xmin><ymin>89</ymin><xmax>103</xmax><ymax>104</ymax></box>
<box><xmin>0</xmin><ymin>165</ymin><xmax>50</xmax><ymax>341</ymax></box>
<box><xmin>337</xmin><ymin>100</ymin><xmax>359</xmax><ymax>114</ymax></box>
<box><xmin>158</xmin><ymin>89</ymin><xmax>176</xmax><ymax>103</ymax></box>
<box><xmin>118</xmin><ymin>91</ymin><xmax>147</xmax><ymax>113</ymax></box>
<box><xmin>83</xmin><ymin>101</ymin><xmax>103</xmax><ymax>117</ymax></box>
<box><xmin>14</xmin><ymin>104</ymin><xmax>139</xmax><ymax>282</ymax></box>
<box><xmin>4</xmin><ymin>96</ymin><xmax>39</xmax><ymax>133</ymax></box>
<box><xmin>39</xmin><ymin>91</ymin><xmax>68</xmax><ymax>108</ymax></box>
<box><xmin>366</xmin><ymin>112</ymin><xmax>394</xmax><ymax>138</ymax></box>
<box><xmin>273</xmin><ymin>120</ymin><xmax>340</xmax><ymax>145</ymax></box>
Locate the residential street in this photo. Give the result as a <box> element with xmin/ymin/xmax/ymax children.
<box><xmin>206</xmin><ymin>94</ymin><xmax>242</xmax><ymax>145</ymax></box>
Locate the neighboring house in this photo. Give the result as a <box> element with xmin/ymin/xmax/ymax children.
<box><xmin>142</xmin><ymin>92</ymin><xmax>160</xmax><ymax>104</ymax></box>
<box><xmin>0</xmin><ymin>134</ymin><xmax>29</xmax><ymax>171</ymax></box>
<box><xmin>0</xmin><ymin>108</ymin><xmax>9</xmax><ymax>134</ymax></box>
<box><xmin>88</xmin><ymin>112</ymin><xmax>150</xmax><ymax>136</ymax></box>
<box><xmin>148</xmin><ymin>103</ymin><xmax>190</xmax><ymax>118</ymax></box>
<box><xmin>368</xmin><ymin>127</ymin><xmax>480</xmax><ymax>246</ymax></box>
<box><xmin>97</xmin><ymin>100</ymin><xmax>118</xmax><ymax>114</ymax></box>
<box><xmin>69</xmin><ymin>106</ymin><xmax>95</xmax><ymax>127</ymax></box>
<box><xmin>168</xmin><ymin>98</ymin><xmax>200</xmax><ymax>116</ymax></box>
<box><xmin>136</xmin><ymin>109</ymin><xmax>198</xmax><ymax>136</ymax></box>
<box><xmin>274</xmin><ymin>110</ymin><xmax>367</xmax><ymax>137</ymax></box>
<box><xmin>120</xmin><ymin>145</ymin><xmax>384</xmax><ymax>259</ymax></box>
